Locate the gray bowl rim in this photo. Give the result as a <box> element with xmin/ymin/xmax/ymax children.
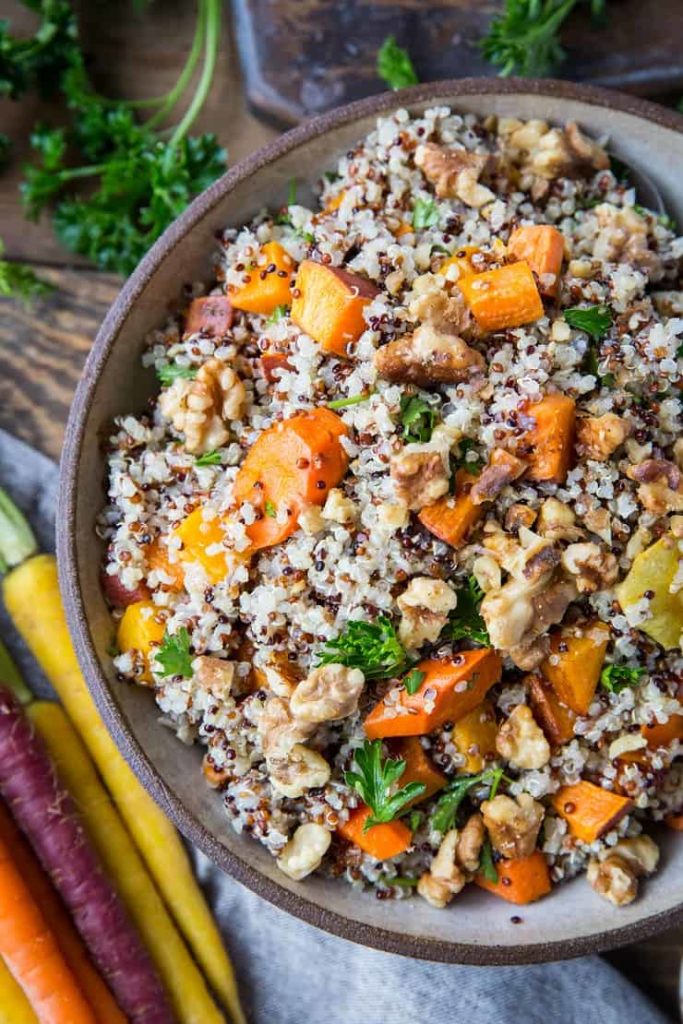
<box><xmin>58</xmin><ymin>76</ymin><xmax>683</xmax><ymax>965</ymax></box>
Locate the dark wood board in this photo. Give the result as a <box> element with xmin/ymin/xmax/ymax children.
<box><xmin>233</xmin><ymin>0</ymin><xmax>683</xmax><ymax>127</ymax></box>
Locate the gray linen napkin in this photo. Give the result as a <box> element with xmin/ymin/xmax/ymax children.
<box><xmin>0</xmin><ymin>428</ymin><xmax>672</xmax><ymax>1024</ymax></box>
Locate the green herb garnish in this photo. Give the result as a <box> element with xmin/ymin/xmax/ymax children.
<box><xmin>264</xmin><ymin>500</ymin><xmax>277</xmax><ymax>518</ymax></box>
<box><xmin>564</xmin><ymin>304</ymin><xmax>612</xmax><ymax>341</ymax></box>
<box><xmin>677</xmin><ymin>342</ymin><xmax>683</xmax><ymax>360</ymax></box>
<box><xmin>600</xmin><ymin>664</ymin><xmax>646</xmax><ymax>693</ymax></box>
<box><xmin>0</xmin><ymin>240</ymin><xmax>54</xmax><ymax>305</ymax></box>
<box><xmin>390</xmin><ymin>876</ymin><xmax>420</xmax><ymax>888</ymax></box>
<box><xmin>411</xmin><ymin>197</ymin><xmax>439</xmax><ymax>230</ymax></box>
<box><xmin>399</xmin><ymin>394</ymin><xmax>437</xmax><ymax>443</ymax></box>
<box><xmin>157</xmin><ymin>363</ymin><xmax>198</xmax><ymax>386</ymax></box>
<box><xmin>479</xmin><ymin>836</ymin><xmax>499</xmax><ymax>883</ymax></box>
<box><xmin>377</xmin><ymin>36</ymin><xmax>419</xmax><ymax>90</ymax></box>
<box><xmin>345</xmin><ymin>740</ymin><xmax>426</xmax><ymax>830</ymax></box>
<box><xmin>585</xmin><ymin>345</ymin><xmax>615</xmax><ymax>388</ymax></box>
<box><xmin>327</xmin><ymin>392</ymin><xmax>374</xmax><ymax>410</ymax></box>
<box><xmin>452</xmin><ymin>438</ymin><xmax>484</xmax><ymax>476</ymax></box>
<box><xmin>155</xmin><ymin>626</ymin><xmax>194</xmax><ymax>679</ymax></box>
<box><xmin>430</xmin><ymin>768</ymin><xmax>504</xmax><ymax>835</ymax></box>
<box><xmin>404</xmin><ymin>669</ymin><xmax>426</xmax><ymax>696</ymax></box>
<box><xmin>448</xmin><ymin>576</ymin><xmax>490</xmax><ymax>647</ymax></box>
<box><xmin>405</xmin><ymin>809</ymin><xmax>424</xmax><ymax>833</ymax></box>
<box><xmin>633</xmin><ymin>204</ymin><xmax>676</xmax><ymax>231</ymax></box>
<box><xmin>266</xmin><ymin>304</ymin><xmax>289</xmax><ymax>325</ymax></box>
<box><xmin>195</xmin><ymin>450</ymin><xmax>222</xmax><ymax>467</ymax></box>
<box><xmin>317</xmin><ymin>615</ymin><xmax>408</xmax><ymax>680</ymax></box>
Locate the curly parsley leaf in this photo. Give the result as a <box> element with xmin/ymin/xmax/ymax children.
<box><xmin>430</xmin><ymin>768</ymin><xmax>504</xmax><ymax>835</ymax></box>
<box><xmin>0</xmin><ymin>0</ymin><xmax>79</xmax><ymax>100</ymax></box>
<box><xmin>399</xmin><ymin>394</ymin><xmax>437</xmax><ymax>443</ymax></box>
<box><xmin>157</xmin><ymin>362</ymin><xmax>198</xmax><ymax>386</ymax></box>
<box><xmin>155</xmin><ymin>626</ymin><xmax>194</xmax><ymax>679</ymax></box>
<box><xmin>447</xmin><ymin>576</ymin><xmax>490</xmax><ymax>647</ymax></box>
<box><xmin>317</xmin><ymin>615</ymin><xmax>408</xmax><ymax>680</ymax></box>
<box><xmin>0</xmin><ymin>240</ymin><xmax>54</xmax><ymax>305</ymax></box>
<box><xmin>564</xmin><ymin>304</ymin><xmax>612</xmax><ymax>342</ymax></box>
<box><xmin>479</xmin><ymin>835</ymin><xmax>499</xmax><ymax>883</ymax></box>
<box><xmin>377</xmin><ymin>36</ymin><xmax>419</xmax><ymax>90</ymax></box>
<box><xmin>404</xmin><ymin>668</ymin><xmax>426</xmax><ymax>696</ymax></box>
<box><xmin>195</xmin><ymin>450</ymin><xmax>222</xmax><ymax>467</ymax></box>
<box><xmin>412</xmin><ymin>196</ymin><xmax>439</xmax><ymax>230</ymax></box>
<box><xmin>345</xmin><ymin>740</ymin><xmax>426</xmax><ymax>829</ymax></box>
<box><xmin>600</xmin><ymin>664</ymin><xmax>646</xmax><ymax>693</ymax></box>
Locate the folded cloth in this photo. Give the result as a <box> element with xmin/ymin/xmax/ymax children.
<box><xmin>0</xmin><ymin>428</ymin><xmax>673</xmax><ymax>1024</ymax></box>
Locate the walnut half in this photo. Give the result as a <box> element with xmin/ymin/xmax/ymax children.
<box><xmin>159</xmin><ymin>357</ymin><xmax>246</xmax><ymax>454</ymax></box>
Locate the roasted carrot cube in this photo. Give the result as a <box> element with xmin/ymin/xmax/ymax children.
<box><xmin>229</xmin><ymin>241</ymin><xmax>296</xmax><ymax>315</ymax></box>
<box><xmin>641</xmin><ymin>714</ymin><xmax>683</xmax><ymax>749</ymax></box>
<box><xmin>364</xmin><ymin>650</ymin><xmax>502</xmax><ymax>740</ymax></box>
<box><xmin>517</xmin><ymin>393</ymin><xmax>576</xmax><ymax>483</ymax></box>
<box><xmin>458</xmin><ymin>260</ymin><xmax>544</xmax><ymax>333</ymax></box>
<box><xmin>389</xmin><ymin>737</ymin><xmax>447</xmax><ymax>804</ymax></box>
<box><xmin>438</xmin><ymin>245</ymin><xmax>481</xmax><ymax>280</ymax></box>
<box><xmin>527</xmin><ymin>672</ymin><xmax>576</xmax><ymax>746</ymax></box>
<box><xmin>337</xmin><ymin>806</ymin><xmax>412</xmax><ymax>860</ymax></box>
<box><xmin>476</xmin><ymin>851</ymin><xmax>552</xmax><ymax>904</ymax></box>
<box><xmin>541</xmin><ymin>622</ymin><xmax>610</xmax><ymax>715</ymax></box>
<box><xmin>551</xmin><ymin>781</ymin><xmax>633</xmax><ymax>844</ymax></box>
<box><xmin>450</xmin><ymin>700</ymin><xmax>498</xmax><ymax>773</ymax></box>
<box><xmin>507</xmin><ymin>225</ymin><xmax>565</xmax><ymax>297</ymax></box>
<box><xmin>418</xmin><ymin>470</ymin><xmax>482</xmax><ymax>548</ymax></box>
<box><xmin>183</xmin><ymin>295</ymin><xmax>233</xmax><ymax>338</ymax></box>
<box><xmin>146</xmin><ymin>536</ymin><xmax>184</xmax><ymax>592</ymax></box>
<box><xmin>117</xmin><ymin>600</ymin><xmax>166</xmax><ymax>684</ymax></box>
<box><xmin>290</xmin><ymin>260</ymin><xmax>379</xmax><ymax>357</ymax></box>
<box><xmin>172</xmin><ymin>508</ymin><xmax>232</xmax><ymax>585</ymax></box>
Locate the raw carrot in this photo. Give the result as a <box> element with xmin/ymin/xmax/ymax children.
<box><xmin>516</xmin><ymin>393</ymin><xmax>576</xmax><ymax>483</ymax></box>
<box><xmin>290</xmin><ymin>259</ymin><xmax>379</xmax><ymax>357</ymax></box>
<box><xmin>507</xmin><ymin>225</ymin><xmax>565</xmax><ymax>297</ymax></box>
<box><xmin>184</xmin><ymin>295</ymin><xmax>233</xmax><ymax>338</ymax></box>
<box><xmin>389</xmin><ymin>736</ymin><xmax>447</xmax><ymax>804</ymax></box>
<box><xmin>229</xmin><ymin>241</ymin><xmax>295</xmax><ymax>315</ymax></box>
<box><xmin>0</xmin><ymin>685</ymin><xmax>171</xmax><ymax>1024</ymax></box>
<box><xmin>27</xmin><ymin>699</ymin><xmax>230</xmax><ymax>1024</ymax></box>
<box><xmin>418</xmin><ymin>469</ymin><xmax>482</xmax><ymax>548</ymax></box>
<box><xmin>475</xmin><ymin>850</ymin><xmax>552</xmax><ymax>904</ymax></box>
<box><xmin>551</xmin><ymin>781</ymin><xmax>633</xmax><ymax>844</ymax></box>
<box><xmin>2</xmin><ymin>554</ymin><xmax>243</xmax><ymax>1024</ymax></box>
<box><xmin>540</xmin><ymin>622</ymin><xmax>610</xmax><ymax>715</ymax></box>
<box><xmin>364</xmin><ymin>650</ymin><xmax>502</xmax><ymax>739</ymax></box>
<box><xmin>458</xmin><ymin>260</ymin><xmax>544</xmax><ymax>332</ymax></box>
<box><xmin>337</xmin><ymin>806</ymin><xmax>412</xmax><ymax>860</ymax></box>
<box><xmin>0</xmin><ymin>799</ymin><xmax>126</xmax><ymax>1024</ymax></box>
<box><xmin>0</xmin><ymin>958</ymin><xmax>37</xmax><ymax>1024</ymax></box>
<box><xmin>450</xmin><ymin>700</ymin><xmax>498</xmax><ymax>772</ymax></box>
<box><xmin>527</xmin><ymin>672</ymin><xmax>576</xmax><ymax>746</ymax></box>
<box><xmin>0</xmin><ymin>831</ymin><xmax>97</xmax><ymax>1024</ymax></box>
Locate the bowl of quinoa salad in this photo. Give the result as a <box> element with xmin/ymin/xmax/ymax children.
<box><xmin>60</xmin><ymin>80</ymin><xmax>683</xmax><ymax>963</ymax></box>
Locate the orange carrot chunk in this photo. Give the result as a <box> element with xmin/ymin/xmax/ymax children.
<box><xmin>438</xmin><ymin>245</ymin><xmax>482</xmax><ymax>280</ymax></box>
<box><xmin>364</xmin><ymin>650</ymin><xmax>502</xmax><ymax>740</ymax></box>
<box><xmin>458</xmin><ymin>260</ymin><xmax>544</xmax><ymax>333</ymax></box>
<box><xmin>233</xmin><ymin>407</ymin><xmax>348</xmax><ymax>550</ymax></box>
<box><xmin>517</xmin><ymin>393</ymin><xmax>576</xmax><ymax>483</ymax></box>
<box><xmin>290</xmin><ymin>260</ymin><xmax>379</xmax><ymax>357</ymax></box>
<box><xmin>450</xmin><ymin>700</ymin><xmax>498</xmax><ymax>773</ymax></box>
<box><xmin>337</xmin><ymin>806</ymin><xmax>412</xmax><ymax>860</ymax></box>
<box><xmin>476</xmin><ymin>850</ymin><xmax>552</xmax><ymax>905</ymax></box>
<box><xmin>116</xmin><ymin>601</ymin><xmax>166</xmax><ymax>685</ymax></box>
<box><xmin>183</xmin><ymin>295</ymin><xmax>233</xmax><ymax>338</ymax></box>
<box><xmin>230</xmin><ymin>241</ymin><xmax>296</xmax><ymax>315</ymax></box>
<box><xmin>540</xmin><ymin>622</ymin><xmax>610</xmax><ymax>715</ymax></box>
<box><xmin>507</xmin><ymin>225</ymin><xmax>565</xmax><ymax>297</ymax></box>
<box><xmin>389</xmin><ymin>737</ymin><xmax>447</xmax><ymax>804</ymax></box>
<box><xmin>641</xmin><ymin>714</ymin><xmax>683</xmax><ymax>749</ymax></box>
<box><xmin>665</xmin><ymin>812</ymin><xmax>683</xmax><ymax>831</ymax></box>
<box><xmin>527</xmin><ymin>672</ymin><xmax>576</xmax><ymax>746</ymax></box>
<box><xmin>418</xmin><ymin>469</ymin><xmax>482</xmax><ymax>549</ymax></box>
<box><xmin>551</xmin><ymin>781</ymin><xmax>633</xmax><ymax>844</ymax></box>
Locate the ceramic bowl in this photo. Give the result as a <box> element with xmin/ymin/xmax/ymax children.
<box><xmin>58</xmin><ymin>78</ymin><xmax>683</xmax><ymax>964</ymax></box>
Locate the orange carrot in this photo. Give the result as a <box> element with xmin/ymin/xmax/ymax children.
<box><xmin>641</xmin><ymin>713</ymin><xmax>683</xmax><ymax>749</ymax></box>
<box><xmin>337</xmin><ymin>806</ymin><xmax>412</xmax><ymax>860</ymax></box>
<box><xmin>364</xmin><ymin>650</ymin><xmax>502</xmax><ymax>740</ymax></box>
<box><xmin>438</xmin><ymin>245</ymin><xmax>481</xmax><ymax>280</ymax></box>
<box><xmin>0</xmin><ymin>832</ymin><xmax>96</xmax><ymax>1024</ymax></box>
<box><xmin>233</xmin><ymin>407</ymin><xmax>348</xmax><ymax>549</ymax></box>
<box><xmin>507</xmin><ymin>225</ymin><xmax>565</xmax><ymax>297</ymax></box>
<box><xmin>450</xmin><ymin>700</ymin><xmax>498</xmax><ymax>773</ymax></box>
<box><xmin>527</xmin><ymin>673</ymin><xmax>576</xmax><ymax>746</ymax></box>
<box><xmin>551</xmin><ymin>781</ymin><xmax>633</xmax><ymax>843</ymax></box>
<box><xmin>418</xmin><ymin>469</ymin><xmax>482</xmax><ymax>548</ymax></box>
<box><xmin>389</xmin><ymin>737</ymin><xmax>447</xmax><ymax>804</ymax></box>
<box><xmin>0</xmin><ymin>802</ymin><xmax>125</xmax><ymax>1024</ymax></box>
<box><xmin>517</xmin><ymin>393</ymin><xmax>576</xmax><ymax>483</ymax></box>
<box><xmin>458</xmin><ymin>260</ymin><xmax>544</xmax><ymax>332</ymax></box>
<box><xmin>146</xmin><ymin>535</ymin><xmax>184</xmax><ymax>592</ymax></box>
<box><xmin>183</xmin><ymin>295</ymin><xmax>233</xmax><ymax>338</ymax></box>
<box><xmin>324</xmin><ymin>190</ymin><xmax>347</xmax><ymax>213</ymax></box>
<box><xmin>290</xmin><ymin>260</ymin><xmax>379</xmax><ymax>357</ymax></box>
<box><xmin>116</xmin><ymin>600</ymin><xmax>166</xmax><ymax>685</ymax></box>
<box><xmin>665</xmin><ymin>813</ymin><xmax>683</xmax><ymax>830</ymax></box>
<box><xmin>540</xmin><ymin>622</ymin><xmax>610</xmax><ymax>715</ymax></box>
<box><xmin>476</xmin><ymin>850</ymin><xmax>552</xmax><ymax>904</ymax></box>
<box><xmin>229</xmin><ymin>241</ymin><xmax>296</xmax><ymax>315</ymax></box>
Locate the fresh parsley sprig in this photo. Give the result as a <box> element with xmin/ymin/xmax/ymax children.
<box><xmin>377</xmin><ymin>36</ymin><xmax>419</xmax><ymax>90</ymax></box>
<box><xmin>404</xmin><ymin>668</ymin><xmax>426</xmax><ymax>696</ymax></box>
<box><xmin>154</xmin><ymin>626</ymin><xmax>194</xmax><ymax>679</ymax></box>
<box><xmin>195</xmin><ymin>450</ymin><xmax>222</xmax><ymax>467</ymax></box>
<box><xmin>448</xmin><ymin>576</ymin><xmax>491</xmax><ymax>647</ymax></box>
<box><xmin>157</xmin><ymin>363</ymin><xmax>198</xmax><ymax>386</ymax></box>
<box><xmin>317</xmin><ymin>615</ymin><xmax>408</xmax><ymax>680</ymax></box>
<box><xmin>430</xmin><ymin>768</ymin><xmax>504</xmax><ymax>835</ymax></box>
<box><xmin>564</xmin><ymin>304</ymin><xmax>612</xmax><ymax>341</ymax></box>
<box><xmin>479</xmin><ymin>835</ymin><xmax>499</xmax><ymax>883</ymax></box>
<box><xmin>600</xmin><ymin>664</ymin><xmax>646</xmax><ymax>694</ymax></box>
<box><xmin>399</xmin><ymin>394</ymin><xmax>438</xmax><ymax>443</ymax></box>
<box><xmin>0</xmin><ymin>240</ymin><xmax>54</xmax><ymax>305</ymax></box>
<box><xmin>345</xmin><ymin>740</ymin><xmax>426</xmax><ymax>830</ymax></box>
<box><xmin>412</xmin><ymin>197</ymin><xmax>439</xmax><ymax>230</ymax></box>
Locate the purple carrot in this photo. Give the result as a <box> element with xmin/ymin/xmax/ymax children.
<box><xmin>0</xmin><ymin>685</ymin><xmax>174</xmax><ymax>1024</ymax></box>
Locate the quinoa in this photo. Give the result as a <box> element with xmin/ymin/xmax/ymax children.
<box><xmin>100</xmin><ymin>107</ymin><xmax>683</xmax><ymax>910</ymax></box>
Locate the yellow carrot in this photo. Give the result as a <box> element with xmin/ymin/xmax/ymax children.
<box><xmin>0</xmin><ymin>957</ymin><xmax>37</xmax><ymax>1024</ymax></box>
<box><xmin>4</xmin><ymin>555</ymin><xmax>244</xmax><ymax>1024</ymax></box>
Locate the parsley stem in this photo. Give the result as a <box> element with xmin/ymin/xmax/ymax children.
<box><xmin>327</xmin><ymin>392</ymin><xmax>374</xmax><ymax>410</ymax></box>
<box><xmin>169</xmin><ymin>0</ymin><xmax>221</xmax><ymax>148</ymax></box>
<box><xmin>142</xmin><ymin>0</ymin><xmax>207</xmax><ymax>128</ymax></box>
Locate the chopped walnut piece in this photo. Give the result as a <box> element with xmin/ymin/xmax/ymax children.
<box><xmin>536</xmin><ymin>498</ymin><xmax>583</xmax><ymax>542</ymax></box>
<box><xmin>470</xmin><ymin>450</ymin><xmax>526</xmax><ymax>506</ymax></box>
<box><xmin>277</xmin><ymin>823</ymin><xmax>331</xmax><ymax>881</ymax></box>
<box><xmin>397</xmin><ymin>576</ymin><xmax>457</xmax><ymax>650</ymax></box>
<box><xmin>498</xmin><ymin>118</ymin><xmax>608</xmax><ymax>192</ymax></box>
<box><xmin>582</xmin><ymin>505</ymin><xmax>612</xmax><ymax>545</ymax></box>
<box><xmin>290</xmin><ymin>663</ymin><xmax>365</xmax><ymax>724</ymax></box>
<box><xmin>193</xmin><ymin>656</ymin><xmax>235</xmax><ymax>699</ymax></box>
<box><xmin>481</xmin><ymin>793</ymin><xmax>544</xmax><ymax>859</ymax></box>
<box><xmin>593</xmin><ymin>204</ymin><xmax>661</xmax><ymax>276</ymax></box>
<box><xmin>159</xmin><ymin>357</ymin><xmax>247</xmax><ymax>454</ymax></box>
<box><xmin>457</xmin><ymin>813</ymin><xmax>485</xmax><ymax>873</ymax></box>
<box><xmin>472</xmin><ymin>554</ymin><xmax>502</xmax><ymax>594</ymax></box>
<box><xmin>587</xmin><ymin>836</ymin><xmax>659</xmax><ymax>908</ymax></box>
<box><xmin>374</xmin><ymin>323</ymin><xmax>484</xmax><ymax>387</ymax></box>
<box><xmin>561</xmin><ymin>542</ymin><xmax>619</xmax><ymax>594</ymax></box>
<box><xmin>627</xmin><ymin>459</ymin><xmax>683</xmax><ymax>514</ymax></box>
<box><xmin>268</xmin><ymin>744</ymin><xmax>331</xmax><ymax>798</ymax></box>
<box><xmin>505</xmin><ymin>503</ymin><xmax>538</xmax><ymax>534</ymax></box>
<box><xmin>257</xmin><ymin>696</ymin><xmax>315</xmax><ymax>758</ymax></box>
<box><xmin>321</xmin><ymin>488</ymin><xmax>357</xmax><ymax>524</ymax></box>
<box><xmin>390</xmin><ymin>445</ymin><xmax>450</xmax><ymax>511</ymax></box>
<box><xmin>409</xmin><ymin>273</ymin><xmax>473</xmax><ymax>335</ymax></box>
<box><xmin>253</xmin><ymin>649</ymin><xmax>303</xmax><ymax>698</ymax></box>
<box><xmin>576</xmin><ymin>413</ymin><xmax>630</xmax><ymax>462</ymax></box>
<box><xmin>417</xmin><ymin>830</ymin><xmax>467</xmax><ymax>909</ymax></box>
<box><xmin>495</xmin><ymin>705</ymin><xmax>550</xmax><ymax>770</ymax></box>
<box><xmin>415</xmin><ymin>143</ymin><xmax>494</xmax><ymax>207</ymax></box>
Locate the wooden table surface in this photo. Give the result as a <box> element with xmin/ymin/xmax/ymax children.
<box><xmin>0</xmin><ymin>2</ymin><xmax>680</xmax><ymax>1017</ymax></box>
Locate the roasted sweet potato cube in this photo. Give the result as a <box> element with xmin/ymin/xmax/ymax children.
<box><xmin>291</xmin><ymin>260</ymin><xmax>379</xmax><ymax>357</ymax></box>
<box><xmin>183</xmin><ymin>295</ymin><xmax>234</xmax><ymax>338</ymax></box>
<box><xmin>517</xmin><ymin>394</ymin><xmax>576</xmax><ymax>484</ymax></box>
<box><xmin>551</xmin><ymin>781</ymin><xmax>633</xmax><ymax>843</ymax></box>
<box><xmin>527</xmin><ymin>672</ymin><xmax>576</xmax><ymax>746</ymax></box>
<box><xmin>540</xmin><ymin>622</ymin><xmax>610</xmax><ymax>715</ymax></box>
